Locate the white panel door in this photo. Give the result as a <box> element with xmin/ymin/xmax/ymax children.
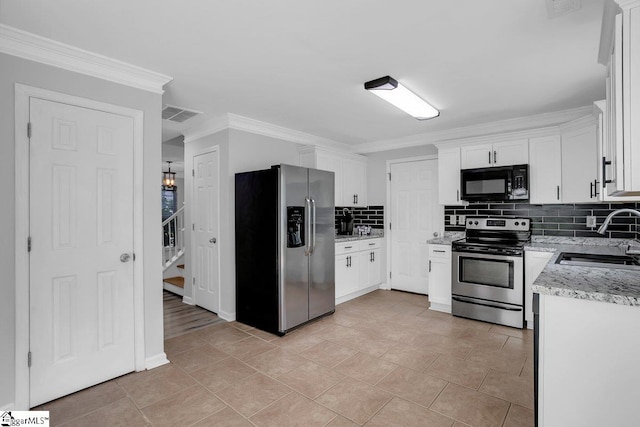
<box><xmin>29</xmin><ymin>98</ymin><xmax>135</xmax><ymax>406</ymax></box>
<box><xmin>390</xmin><ymin>160</ymin><xmax>443</xmax><ymax>294</ymax></box>
<box><xmin>193</xmin><ymin>150</ymin><xmax>220</xmax><ymax>313</ymax></box>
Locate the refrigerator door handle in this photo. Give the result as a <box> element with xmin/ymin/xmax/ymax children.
<box><xmin>310</xmin><ymin>198</ymin><xmax>317</xmax><ymax>254</ymax></box>
<box><xmin>304</xmin><ymin>198</ymin><xmax>311</xmax><ymax>256</ymax></box>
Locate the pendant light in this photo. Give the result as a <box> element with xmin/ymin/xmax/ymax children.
<box><xmin>364</xmin><ymin>76</ymin><xmax>439</xmax><ymax>120</ymax></box>
<box><xmin>163</xmin><ymin>161</ymin><xmax>176</xmax><ymax>188</ymax></box>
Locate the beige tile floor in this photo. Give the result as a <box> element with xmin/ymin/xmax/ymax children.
<box><xmin>39</xmin><ymin>290</ymin><xmax>534</xmax><ymax>426</ymax></box>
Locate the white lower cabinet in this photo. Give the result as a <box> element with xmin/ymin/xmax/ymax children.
<box><xmin>335</xmin><ymin>239</ymin><xmax>383</xmax><ymax>304</ymax></box>
<box><xmin>427</xmin><ymin>244</ymin><xmax>452</xmax><ymax>313</ymax></box>
<box><xmin>524</xmin><ymin>250</ymin><xmax>553</xmax><ymax>329</ymax></box>
<box><xmin>538</xmin><ymin>293</ymin><xmax>640</xmax><ymax>426</ymax></box>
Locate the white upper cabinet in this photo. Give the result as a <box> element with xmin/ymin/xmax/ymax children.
<box><xmin>300</xmin><ymin>147</ymin><xmax>368</xmax><ymax>207</ymax></box>
<box><xmin>599</xmin><ymin>2</ymin><xmax>640</xmax><ymax>198</ymax></box>
<box><xmin>561</xmin><ymin>125</ymin><xmax>598</xmax><ymax>203</ymax></box>
<box><xmin>460</xmin><ymin>139</ymin><xmax>528</xmax><ymax>169</ymax></box>
<box><xmin>460</xmin><ymin>143</ymin><xmax>493</xmax><ymax>169</ymax></box>
<box><xmin>529</xmin><ymin>135</ymin><xmax>562</xmax><ymax>204</ymax></box>
<box><xmin>438</xmin><ymin>147</ymin><xmax>463</xmax><ymax>205</ymax></box>
<box><xmin>493</xmin><ymin>139</ymin><xmax>530</xmax><ymax>166</ymax></box>
<box><xmin>342</xmin><ymin>158</ymin><xmax>368</xmax><ymax>207</ymax></box>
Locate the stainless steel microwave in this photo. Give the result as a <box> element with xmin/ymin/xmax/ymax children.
<box><xmin>460</xmin><ymin>164</ymin><xmax>529</xmax><ymax>202</ymax></box>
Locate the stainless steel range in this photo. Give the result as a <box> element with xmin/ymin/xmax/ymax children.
<box><xmin>451</xmin><ymin>217</ymin><xmax>531</xmax><ymax>328</ymax></box>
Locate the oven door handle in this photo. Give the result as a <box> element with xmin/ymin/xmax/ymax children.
<box><xmin>452</xmin><ymin>296</ymin><xmax>522</xmax><ymax>312</ymax></box>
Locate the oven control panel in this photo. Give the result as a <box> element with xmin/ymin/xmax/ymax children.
<box><xmin>466</xmin><ymin>217</ymin><xmax>530</xmax><ymax>231</ymax></box>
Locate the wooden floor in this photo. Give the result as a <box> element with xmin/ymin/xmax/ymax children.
<box><xmin>163</xmin><ymin>290</ymin><xmax>224</xmax><ymax>339</ymax></box>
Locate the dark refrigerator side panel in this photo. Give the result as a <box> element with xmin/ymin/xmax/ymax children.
<box><xmin>235</xmin><ymin>169</ymin><xmax>280</xmax><ymax>335</ymax></box>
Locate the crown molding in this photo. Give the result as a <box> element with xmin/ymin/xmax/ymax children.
<box><xmin>615</xmin><ymin>0</ymin><xmax>640</xmax><ymax>9</ymax></box>
<box><xmin>353</xmin><ymin>105</ymin><xmax>594</xmax><ymax>153</ymax></box>
<box><xmin>183</xmin><ymin>112</ymin><xmax>352</xmax><ymax>151</ymax></box>
<box><xmin>182</xmin><ymin>115</ymin><xmax>229</xmax><ymax>144</ymax></box>
<box><xmin>558</xmin><ymin>114</ymin><xmax>597</xmax><ymax>132</ymax></box>
<box><xmin>0</xmin><ymin>24</ymin><xmax>172</xmax><ymax>94</ymax></box>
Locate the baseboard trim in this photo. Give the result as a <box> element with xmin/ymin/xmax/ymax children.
<box><xmin>429</xmin><ymin>302</ymin><xmax>452</xmax><ymax>314</ymax></box>
<box><xmin>336</xmin><ymin>284</ymin><xmax>380</xmax><ymax>305</ymax></box>
<box><xmin>0</xmin><ymin>402</ymin><xmax>16</xmax><ymax>411</ymax></box>
<box><xmin>378</xmin><ymin>282</ymin><xmax>391</xmax><ymax>290</ymax></box>
<box><xmin>182</xmin><ymin>296</ymin><xmax>194</xmax><ymax>305</ymax></box>
<box><xmin>145</xmin><ymin>353</ymin><xmax>170</xmax><ymax>370</ymax></box>
<box><xmin>218</xmin><ymin>310</ymin><xmax>236</xmax><ymax>322</ymax></box>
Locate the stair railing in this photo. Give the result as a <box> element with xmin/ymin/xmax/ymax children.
<box><xmin>162</xmin><ymin>206</ymin><xmax>185</xmax><ymax>270</ymax></box>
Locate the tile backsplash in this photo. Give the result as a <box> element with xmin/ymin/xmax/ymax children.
<box><xmin>335</xmin><ymin>206</ymin><xmax>384</xmax><ymax>229</ymax></box>
<box><xmin>444</xmin><ymin>202</ymin><xmax>640</xmax><ymax>240</ymax></box>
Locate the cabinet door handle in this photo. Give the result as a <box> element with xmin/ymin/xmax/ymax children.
<box><xmin>488</xmin><ymin>151</ymin><xmax>492</xmax><ymax>164</ymax></box>
<box><xmin>590</xmin><ymin>181</ymin><xmax>594</xmax><ymax>198</ymax></box>
<box><xmin>355</xmin><ymin>194</ymin><xmax>358</xmax><ymax>205</ymax></box>
<box><xmin>428</xmin><ymin>260</ymin><xmax>432</xmax><ymax>272</ymax></box>
<box><xmin>372</xmin><ymin>252</ymin><xmax>375</xmax><ymax>262</ymax></box>
<box><xmin>353</xmin><ymin>194</ymin><xmax>356</xmax><ymax>204</ymax></box>
<box><xmin>594</xmin><ymin>179</ymin><xmax>600</xmax><ymax>197</ymax></box>
<box><xmin>556</xmin><ymin>185</ymin><xmax>560</xmax><ymax>200</ymax></box>
<box><xmin>345</xmin><ymin>246</ymin><xmax>352</xmax><ymax>249</ymax></box>
<box><xmin>433</xmin><ymin>250</ymin><xmax>446</xmax><ymax>253</ymax></box>
<box><xmin>602</xmin><ymin>157</ymin><xmax>612</xmax><ymax>187</ymax></box>
<box><xmin>456</xmin><ymin>189</ymin><xmax>459</xmax><ymax>202</ymax></box>
<box><xmin>493</xmin><ymin>150</ymin><xmax>497</xmax><ymax>164</ymax></box>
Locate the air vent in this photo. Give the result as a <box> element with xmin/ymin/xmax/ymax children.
<box><xmin>546</xmin><ymin>0</ymin><xmax>581</xmax><ymax>18</ymax></box>
<box><xmin>162</xmin><ymin>105</ymin><xmax>202</xmax><ymax>123</ymax></box>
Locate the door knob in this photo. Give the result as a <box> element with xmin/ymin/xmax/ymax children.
<box><xmin>209</xmin><ymin>237</ymin><xmax>217</xmax><ymax>244</ymax></box>
<box><xmin>120</xmin><ymin>253</ymin><xmax>131</xmax><ymax>263</ymax></box>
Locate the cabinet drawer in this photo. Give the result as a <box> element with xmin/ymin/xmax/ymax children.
<box><xmin>428</xmin><ymin>245</ymin><xmax>451</xmax><ymax>259</ymax></box>
<box><xmin>360</xmin><ymin>239</ymin><xmax>381</xmax><ymax>251</ymax></box>
<box><xmin>336</xmin><ymin>241</ymin><xmax>361</xmax><ymax>254</ymax></box>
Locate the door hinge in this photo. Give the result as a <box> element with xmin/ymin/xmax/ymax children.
<box><xmin>27</xmin><ymin>122</ymin><xmax>32</xmax><ymax>139</ymax></box>
<box><xmin>388</xmin><ymin>173</ymin><xmax>391</xmax><ymax>181</ymax></box>
<box><xmin>192</xmin><ymin>277</ymin><xmax>196</xmax><ymax>285</ymax></box>
<box><xmin>28</xmin><ymin>351</ymin><xmax>32</xmax><ymax>367</ymax></box>
<box><xmin>132</xmin><ymin>253</ymin><xmax>136</xmax><ymax>261</ymax></box>
<box><xmin>389</xmin><ymin>223</ymin><xmax>392</xmax><ymax>230</ymax></box>
<box><xmin>389</xmin><ymin>272</ymin><xmax>392</xmax><ymax>279</ymax></box>
<box><xmin>27</xmin><ymin>236</ymin><xmax>31</xmax><ymax>252</ymax></box>
<box><xmin>192</xmin><ymin>224</ymin><xmax>195</xmax><ymax>230</ymax></box>
<box><xmin>192</xmin><ymin>169</ymin><xmax>195</xmax><ymax>177</ymax></box>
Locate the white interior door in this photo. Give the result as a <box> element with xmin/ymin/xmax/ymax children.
<box><xmin>390</xmin><ymin>159</ymin><xmax>443</xmax><ymax>294</ymax></box>
<box><xmin>29</xmin><ymin>98</ymin><xmax>135</xmax><ymax>406</ymax></box>
<box><xmin>192</xmin><ymin>150</ymin><xmax>220</xmax><ymax>313</ymax></box>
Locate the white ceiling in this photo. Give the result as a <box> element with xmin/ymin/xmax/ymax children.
<box><xmin>0</xmin><ymin>0</ymin><xmax>607</xmax><ymax>149</ymax></box>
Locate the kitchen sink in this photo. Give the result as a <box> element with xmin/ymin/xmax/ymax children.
<box><xmin>555</xmin><ymin>252</ymin><xmax>640</xmax><ymax>270</ymax></box>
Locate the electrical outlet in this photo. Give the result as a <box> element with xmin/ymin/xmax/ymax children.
<box><xmin>457</xmin><ymin>215</ymin><xmax>466</xmax><ymax>225</ymax></box>
<box><xmin>449</xmin><ymin>215</ymin><xmax>456</xmax><ymax>225</ymax></box>
<box><xmin>586</xmin><ymin>216</ymin><xmax>597</xmax><ymax>228</ymax></box>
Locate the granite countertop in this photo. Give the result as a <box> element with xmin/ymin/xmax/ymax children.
<box><xmin>527</xmin><ymin>236</ymin><xmax>640</xmax><ymax>307</ymax></box>
<box><xmin>335</xmin><ymin>230</ymin><xmax>384</xmax><ymax>242</ymax></box>
<box><xmin>427</xmin><ymin>231</ymin><xmax>465</xmax><ymax>245</ymax></box>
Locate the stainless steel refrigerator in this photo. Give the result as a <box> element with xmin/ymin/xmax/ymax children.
<box><xmin>235</xmin><ymin>164</ymin><xmax>335</xmax><ymax>335</ymax></box>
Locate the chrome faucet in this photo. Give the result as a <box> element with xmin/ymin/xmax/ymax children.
<box><xmin>597</xmin><ymin>209</ymin><xmax>640</xmax><ymax>234</ymax></box>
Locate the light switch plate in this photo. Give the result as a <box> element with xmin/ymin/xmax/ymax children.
<box><xmin>586</xmin><ymin>216</ymin><xmax>597</xmax><ymax>228</ymax></box>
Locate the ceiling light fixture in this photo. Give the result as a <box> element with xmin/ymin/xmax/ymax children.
<box><xmin>162</xmin><ymin>161</ymin><xmax>176</xmax><ymax>188</ymax></box>
<box><xmin>364</xmin><ymin>76</ymin><xmax>439</xmax><ymax>120</ymax></box>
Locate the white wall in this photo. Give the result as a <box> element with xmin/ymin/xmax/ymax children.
<box><xmin>0</xmin><ymin>53</ymin><xmax>165</xmax><ymax>408</ymax></box>
<box><xmin>183</xmin><ymin>129</ymin><xmax>301</xmax><ymax>319</ymax></box>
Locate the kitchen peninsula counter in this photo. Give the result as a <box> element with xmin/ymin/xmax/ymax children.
<box><xmin>526</xmin><ymin>237</ymin><xmax>640</xmax><ymax>306</ymax></box>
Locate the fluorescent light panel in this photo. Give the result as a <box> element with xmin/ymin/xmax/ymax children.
<box><xmin>365</xmin><ymin>76</ymin><xmax>439</xmax><ymax>120</ymax></box>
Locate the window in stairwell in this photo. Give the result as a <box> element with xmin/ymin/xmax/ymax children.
<box><xmin>162</xmin><ymin>187</ymin><xmax>178</xmax><ymax>246</ymax></box>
